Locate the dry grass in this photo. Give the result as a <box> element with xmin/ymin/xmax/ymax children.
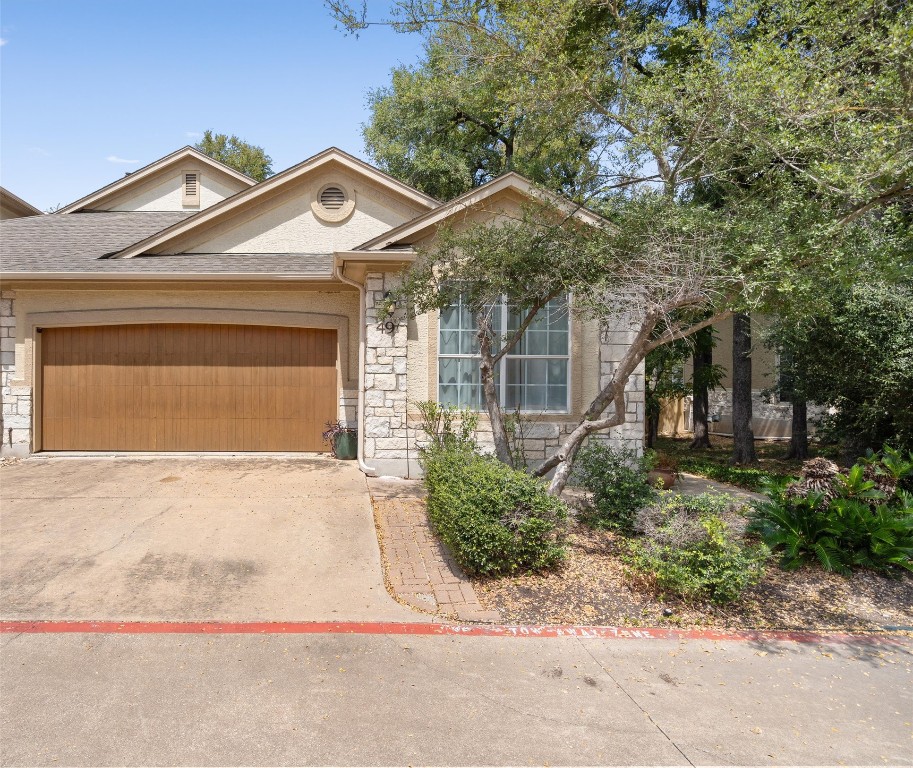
<box><xmin>473</xmin><ymin>521</ymin><xmax>913</xmax><ymax>631</ymax></box>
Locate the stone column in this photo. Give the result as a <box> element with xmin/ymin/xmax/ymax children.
<box><xmin>1</xmin><ymin>290</ymin><xmax>31</xmax><ymax>457</ymax></box>
<box><xmin>598</xmin><ymin>317</ymin><xmax>645</xmax><ymax>455</ymax></box>
<box><xmin>362</xmin><ymin>272</ymin><xmax>413</xmax><ymax>476</ymax></box>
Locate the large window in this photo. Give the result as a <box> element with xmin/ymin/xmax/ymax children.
<box><xmin>438</xmin><ymin>295</ymin><xmax>570</xmax><ymax>412</ymax></box>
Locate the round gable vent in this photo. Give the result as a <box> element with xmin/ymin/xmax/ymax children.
<box><xmin>319</xmin><ymin>186</ymin><xmax>346</xmax><ymax>210</ymax></box>
<box><xmin>312</xmin><ymin>183</ymin><xmax>356</xmax><ymax>223</ymax></box>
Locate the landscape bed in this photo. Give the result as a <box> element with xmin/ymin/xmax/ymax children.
<box><xmin>472</xmin><ymin>521</ymin><xmax>913</xmax><ymax>631</ymax></box>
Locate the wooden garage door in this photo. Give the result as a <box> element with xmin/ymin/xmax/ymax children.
<box><xmin>41</xmin><ymin>324</ymin><xmax>338</xmax><ymax>451</ymax></box>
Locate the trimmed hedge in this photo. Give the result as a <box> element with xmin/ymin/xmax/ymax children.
<box><xmin>423</xmin><ymin>446</ymin><xmax>568</xmax><ymax>576</ymax></box>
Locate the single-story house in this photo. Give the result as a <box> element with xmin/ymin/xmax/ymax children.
<box><xmin>0</xmin><ymin>146</ymin><xmax>643</xmax><ymax>475</ymax></box>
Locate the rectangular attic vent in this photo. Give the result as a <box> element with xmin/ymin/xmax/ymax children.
<box><xmin>182</xmin><ymin>171</ymin><xmax>200</xmax><ymax>207</ymax></box>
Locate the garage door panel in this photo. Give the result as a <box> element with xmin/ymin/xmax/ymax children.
<box><xmin>42</xmin><ymin>323</ymin><xmax>337</xmax><ymax>452</ymax></box>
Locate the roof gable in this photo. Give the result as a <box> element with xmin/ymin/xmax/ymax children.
<box><xmin>55</xmin><ymin>147</ymin><xmax>256</xmax><ymax>214</ymax></box>
<box><xmin>0</xmin><ymin>187</ymin><xmax>43</xmax><ymax>219</ymax></box>
<box><xmin>354</xmin><ymin>173</ymin><xmax>608</xmax><ymax>251</ymax></box>
<box><xmin>112</xmin><ymin>148</ymin><xmax>440</xmax><ymax>259</ymax></box>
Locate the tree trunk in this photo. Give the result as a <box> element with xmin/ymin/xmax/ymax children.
<box><xmin>689</xmin><ymin>327</ymin><xmax>713</xmax><ymax>449</ymax></box>
<box><xmin>646</xmin><ymin>412</ymin><xmax>659</xmax><ymax>449</ymax></box>
<box><xmin>785</xmin><ymin>398</ymin><xmax>809</xmax><ymax>460</ymax></box>
<box><xmin>478</xmin><ymin>326</ymin><xmax>513</xmax><ymax>466</ymax></box>
<box><xmin>730</xmin><ymin>313</ymin><xmax>758</xmax><ymax>464</ymax></box>
<box><xmin>537</xmin><ymin>309</ymin><xmax>734</xmax><ymax>496</ymax></box>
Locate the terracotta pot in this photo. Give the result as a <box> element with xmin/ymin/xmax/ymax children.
<box><xmin>647</xmin><ymin>469</ymin><xmax>676</xmax><ymax>489</ymax></box>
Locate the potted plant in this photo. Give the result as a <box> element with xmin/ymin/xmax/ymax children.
<box><xmin>644</xmin><ymin>449</ymin><xmax>679</xmax><ymax>489</ymax></box>
<box><xmin>322</xmin><ymin>421</ymin><xmax>358</xmax><ymax>460</ymax></box>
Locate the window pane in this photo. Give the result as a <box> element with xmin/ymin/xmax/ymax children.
<box><xmin>439</xmin><ymin>384</ymin><xmax>458</xmax><ymax>406</ymax></box>
<box><xmin>440</xmin><ymin>305</ymin><xmax>458</xmax><ymax>330</ymax></box>
<box><xmin>459</xmin><ymin>329</ymin><xmax>478</xmax><ymax>355</ymax></box>
<box><xmin>547</xmin><ymin>358</ymin><xmax>567</xmax><ymax>385</ymax></box>
<box><xmin>439</xmin><ymin>330</ymin><xmax>460</xmax><ymax>355</ymax></box>
<box><xmin>438</xmin><ymin>357</ymin><xmax>484</xmax><ymax>409</ymax></box>
<box><xmin>548</xmin><ymin>299</ymin><xmax>569</xmax><ymax>330</ymax></box>
<box><xmin>525</xmin><ymin>330</ymin><xmax>548</xmax><ymax>355</ymax></box>
<box><xmin>547</xmin><ymin>330</ymin><xmax>568</xmax><ymax>356</ymax></box>
<box><xmin>547</xmin><ymin>385</ymin><xmax>568</xmax><ymax>410</ymax></box>
<box><xmin>439</xmin><ymin>357</ymin><xmax>459</xmax><ymax>384</ymax></box>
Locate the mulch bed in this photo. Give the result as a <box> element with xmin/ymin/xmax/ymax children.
<box><xmin>473</xmin><ymin>521</ymin><xmax>913</xmax><ymax>631</ymax></box>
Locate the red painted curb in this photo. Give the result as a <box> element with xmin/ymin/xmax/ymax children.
<box><xmin>0</xmin><ymin>620</ymin><xmax>907</xmax><ymax>644</ymax></box>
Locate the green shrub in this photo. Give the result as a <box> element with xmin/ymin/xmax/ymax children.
<box><xmin>422</xmin><ymin>445</ymin><xmax>568</xmax><ymax>577</ymax></box>
<box><xmin>573</xmin><ymin>442</ymin><xmax>657</xmax><ymax>532</ymax></box>
<box><xmin>749</xmin><ymin>455</ymin><xmax>913</xmax><ymax>575</ymax></box>
<box><xmin>625</xmin><ymin>492</ymin><xmax>769</xmax><ymax>604</ymax></box>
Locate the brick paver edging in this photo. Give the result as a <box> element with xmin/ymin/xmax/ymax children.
<box><xmin>368</xmin><ymin>477</ymin><xmax>500</xmax><ymax>623</ymax></box>
<box><xmin>2</xmin><ymin>620</ymin><xmax>908</xmax><ymax>645</ymax></box>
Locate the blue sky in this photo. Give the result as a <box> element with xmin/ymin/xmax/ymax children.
<box><xmin>0</xmin><ymin>1</ymin><xmax>424</xmax><ymax>211</ymax></box>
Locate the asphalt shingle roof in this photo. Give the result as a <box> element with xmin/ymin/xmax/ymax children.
<box><xmin>0</xmin><ymin>212</ymin><xmax>334</xmax><ymax>275</ymax></box>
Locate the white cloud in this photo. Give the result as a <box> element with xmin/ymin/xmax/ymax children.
<box><xmin>27</xmin><ymin>146</ymin><xmax>51</xmax><ymax>157</ymax></box>
<box><xmin>106</xmin><ymin>155</ymin><xmax>138</xmax><ymax>164</ymax></box>
<box><xmin>185</xmin><ymin>131</ymin><xmax>203</xmax><ymax>139</ymax></box>
<box><xmin>0</xmin><ymin>39</ymin><xmax>7</xmax><ymax>47</ymax></box>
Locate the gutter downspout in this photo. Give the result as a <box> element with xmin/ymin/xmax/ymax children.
<box><xmin>334</xmin><ymin>263</ymin><xmax>377</xmax><ymax>476</ymax></box>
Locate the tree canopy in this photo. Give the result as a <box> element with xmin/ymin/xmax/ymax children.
<box><xmin>332</xmin><ymin>0</ymin><xmax>912</xmax><ymax>487</ymax></box>
<box><xmin>194</xmin><ymin>130</ymin><xmax>274</xmax><ymax>182</ymax></box>
<box><xmin>333</xmin><ymin>0</ymin><xmax>911</xmax><ymax>292</ymax></box>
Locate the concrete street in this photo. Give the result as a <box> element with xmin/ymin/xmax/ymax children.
<box><xmin>1</xmin><ymin>630</ymin><xmax>910</xmax><ymax>766</ymax></box>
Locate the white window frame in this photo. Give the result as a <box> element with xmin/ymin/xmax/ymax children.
<box><xmin>437</xmin><ymin>295</ymin><xmax>572</xmax><ymax>414</ymax></box>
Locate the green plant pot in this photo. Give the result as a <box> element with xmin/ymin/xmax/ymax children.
<box><xmin>333</xmin><ymin>431</ymin><xmax>358</xmax><ymax>460</ymax></box>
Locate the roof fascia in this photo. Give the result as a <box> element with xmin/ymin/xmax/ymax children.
<box><xmin>354</xmin><ymin>172</ymin><xmax>610</xmax><ymax>252</ymax></box>
<box><xmin>0</xmin><ymin>187</ymin><xmax>44</xmax><ymax>217</ymax></box>
<box><xmin>0</xmin><ymin>271</ymin><xmax>337</xmax><ymax>282</ymax></box>
<box><xmin>110</xmin><ymin>148</ymin><xmax>441</xmax><ymax>260</ymax></box>
<box><xmin>55</xmin><ymin>147</ymin><xmax>256</xmax><ymax>214</ymax></box>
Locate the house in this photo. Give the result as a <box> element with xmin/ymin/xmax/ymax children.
<box><xmin>659</xmin><ymin>316</ymin><xmax>816</xmax><ymax>441</ymax></box>
<box><xmin>0</xmin><ymin>187</ymin><xmax>43</xmax><ymax>220</ymax></box>
<box><xmin>0</xmin><ymin>146</ymin><xmax>644</xmax><ymax>475</ymax></box>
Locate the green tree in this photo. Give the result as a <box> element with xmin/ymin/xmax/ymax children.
<box><xmin>194</xmin><ymin>130</ymin><xmax>274</xmax><ymax>181</ymax></box>
<box><xmin>362</xmin><ymin>29</ymin><xmax>601</xmax><ymax>200</ymax></box>
<box><xmin>769</xmin><ymin>282</ymin><xmax>913</xmax><ymax>459</ymax></box>
<box><xmin>402</xmin><ymin>192</ymin><xmax>739</xmax><ymax>492</ymax></box>
<box><xmin>333</xmin><ymin>0</ymin><xmax>912</xmax><ymax>491</ymax></box>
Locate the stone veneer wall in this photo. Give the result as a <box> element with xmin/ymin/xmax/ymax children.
<box><xmin>361</xmin><ymin>270</ymin><xmax>645</xmax><ymax>477</ymax></box>
<box><xmin>362</xmin><ymin>272</ymin><xmax>412</xmax><ymax>474</ymax></box>
<box><xmin>1</xmin><ymin>290</ymin><xmax>31</xmax><ymax>456</ymax></box>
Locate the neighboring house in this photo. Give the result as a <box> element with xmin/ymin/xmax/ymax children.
<box><xmin>0</xmin><ymin>187</ymin><xmax>43</xmax><ymax>220</ymax></box>
<box><xmin>0</xmin><ymin>146</ymin><xmax>643</xmax><ymax>475</ymax></box>
<box><xmin>660</xmin><ymin>315</ymin><xmax>820</xmax><ymax>441</ymax></box>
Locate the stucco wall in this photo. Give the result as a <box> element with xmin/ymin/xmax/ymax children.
<box><xmin>178</xmin><ymin>171</ymin><xmax>427</xmax><ymax>255</ymax></box>
<box><xmin>2</xmin><ymin>284</ymin><xmax>361</xmax><ymax>454</ymax></box>
<box><xmin>683</xmin><ymin>315</ymin><xmax>779</xmax><ymax>391</ymax></box>
<box><xmin>107</xmin><ymin>172</ymin><xmax>247</xmax><ymax>212</ymax></box>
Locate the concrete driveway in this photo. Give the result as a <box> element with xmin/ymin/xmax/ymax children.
<box><xmin>0</xmin><ymin>457</ymin><xmax>419</xmax><ymax>622</ymax></box>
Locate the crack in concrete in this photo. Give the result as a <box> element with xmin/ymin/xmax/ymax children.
<box><xmin>5</xmin><ymin>505</ymin><xmax>175</xmax><ymax>608</ymax></box>
<box><xmin>378</xmin><ymin>634</ymin><xmax>655</xmax><ymax>734</ymax></box>
<box><xmin>0</xmin><ymin>632</ymin><xmax>25</xmax><ymax>650</ymax></box>
<box><xmin>575</xmin><ymin>636</ymin><xmax>696</xmax><ymax>766</ymax></box>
